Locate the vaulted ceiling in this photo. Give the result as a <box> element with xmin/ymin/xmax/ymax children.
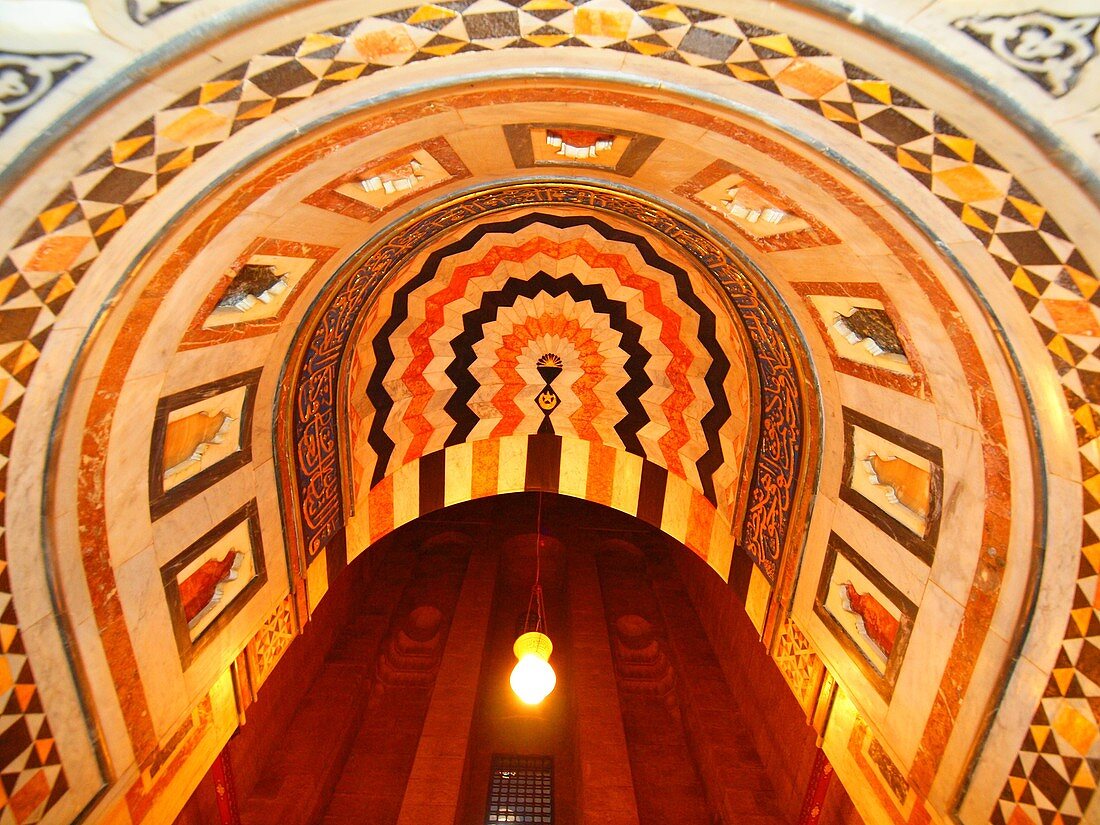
<box><xmin>0</xmin><ymin>2</ymin><xmax>1098</xmax><ymax>824</ymax></box>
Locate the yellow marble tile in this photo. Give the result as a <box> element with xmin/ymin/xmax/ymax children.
<box><xmin>1052</xmin><ymin>701</ymin><xmax>1098</xmax><ymax>756</ymax></box>
<box><xmin>558</xmin><ymin>436</ymin><xmax>590</xmax><ymax>499</ymax></box>
<box><xmin>444</xmin><ymin>442</ymin><xmax>473</xmax><ymax>507</ymax></box>
<box><xmin>1044</xmin><ymin>299</ymin><xmax>1100</xmax><ymax>337</ymax></box>
<box><xmin>0</xmin><ymin>654</ymin><xmax>11</xmax><ymax>694</ymax></box>
<box><xmin>392</xmin><ymin>460</ymin><xmax>420</xmax><ymax>529</ymax></box>
<box><xmin>707</xmin><ymin>516</ymin><xmax>735</xmax><ymax>582</ymax></box>
<box><xmin>161</xmin><ymin>107</ymin><xmax>228</xmax><ymax>146</ymax></box>
<box><xmin>745</xmin><ymin>564</ymin><xmax>772</xmax><ymax>634</ymax></box>
<box><xmin>497</xmin><ymin>435</ymin><xmax>528</xmax><ymax>493</ymax></box>
<box><xmin>775</xmin><ymin>59</ymin><xmax>845</xmax><ymax>99</ymax></box>
<box><xmin>933</xmin><ymin>165</ymin><xmax>1003</xmax><ymax>204</ymax></box>
<box><xmin>353</xmin><ymin>26</ymin><xmax>417</xmax><ymax>62</ymax></box>
<box><xmin>574</xmin><ymin>5</ymin><xmax>634</xmax><ymax>39</ymax></box>
<box><xmin>345</xmin><ymin>510</ymin><xmax>370</xmax><ymax>564</ymax></box>
<box><xmin>659</xmin><ymin>474</ymin><xmax>691</xmax><ymax>544</ymax></box>
<box><xmin>306</xmin><ymin>549</ymin><xmax>328</xmax><ymax>616</ymax></box>
<box><xmin>24</xmin><ymin>235</ymin><xmax>90</xmax><ymax>273</ymax></box>
<box><xmin>610</xmin><ymin>449</ymin><xmax>642</xmax><ymax>515</ymax></box>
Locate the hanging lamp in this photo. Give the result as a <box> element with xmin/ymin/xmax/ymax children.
<box><xmin>510</xmin><ymin>494</ymin><xmax>556</xmax><ymax>705</ymax></box>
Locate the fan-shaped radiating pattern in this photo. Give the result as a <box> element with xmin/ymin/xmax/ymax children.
<box><xmin>351</xmin><ymin>213</ymin><xmax>749</xmax><ymax>517</ymax></box>
<box><xmin>469</xmin><ymin>293</ymin><xmax>628</xmax><ymax>442</ymax></box>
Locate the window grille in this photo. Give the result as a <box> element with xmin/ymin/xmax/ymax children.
<box><xmin>485</xmin><ymin>754</ymin><xmax>553</xmax><ymax>824</ymax></box>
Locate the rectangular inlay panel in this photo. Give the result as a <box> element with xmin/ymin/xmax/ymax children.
<box><xmin>160</xmin><ymin>501</ymin><xmax>268</xmax><ymax>667</ymax></box>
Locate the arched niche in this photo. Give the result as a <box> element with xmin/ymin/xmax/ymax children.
<box><xmin>280</xmin><ymin>184</ymin><xmax>818</xmax><ymax>603</ymax></box>
<box><xmin>5</xmin><ymin>42</ymin><xmax>1078</xmax><ymax>823</ymax></box>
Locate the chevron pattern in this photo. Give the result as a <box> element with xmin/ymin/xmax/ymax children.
<box><xmin>351</xmin><ymin>212</ymin><xmax>750</xmax><ymax>525</ymax></box>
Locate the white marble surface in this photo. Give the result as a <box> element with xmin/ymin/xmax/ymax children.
<box><xmin>0</xmin><ymin>3</ymin><xmax>1093</xmax><ymax>821</ymax></box>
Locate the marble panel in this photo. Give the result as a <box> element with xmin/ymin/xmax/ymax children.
<box><xmin>926</xmin><ymin>423</ymin><xmax>986</xmax><ymax>607</ymax></box>
<box><xmin>659</xmin><ymin>473</ymin><xmax>692</xmax><ymax>545</ymax></box>
<box><xmin>610</xmin><ymin>449</ymin><xmax>643</xmax><ymax>516</ymax></box>
<box><xmin>497</xmin><ymin>434</ymin><xmax>529</xmax><ymax>494</ymax></box>
<box><xmin>847</xmin><ymin>715</ymin><xmax>920</xmax><ymax>824</ymax></box>
<box><xmin>391</xmin><ymin>459</ymin><xmax>420</xmax><ymax>531</ymax></box>
<box><xmin>158</xmin><ymin>501</ymin><xmax>266</xmax><ymax>669</ymax></box>
<box><xmin>151</xmin><ymin>483</ymin><xmax>214</xmax><ymax>567</ymax></box>
<box><xmin>502</xmin><ymin>122</ymin><xmax>661</xmax><ymax>176</ymax></box>
<box><xmin>148</xmin><ymin>369</ymin><xmax>261</xmax><ymax>520</ymax></box>
<box><xmin>115</xmin><ymin>544</ymin><xmax>189</xmax><ymax>738</ymax></box>
<box><xmin>841</xmin><ymin>407</ymin><xmax>943</xmax><ymax>565</ymax></box>
<box><xmin>443</xmin><ymin>441</ymin><xmax>473</xmax><ymax>508</ymax></box>
<box><xmin>301</xmin><ymin>136</ymin><xmax>470</xmax><ymax>222</ymax></box>
<box><xmin>103</xmin><ymin>371</ymin><xmax>163</xmax><ymax>568</ymax></box>
<box><xmin>674</xmin><ymin>159</ymin><xmax>840</xmax><ymax>252</ymax></box>
<box><xmin>745</xmin><ymin>563</ymin><xmax>772</xmax><ymax>634</ymax></box>
<box><xmin>346</xmin><ymin>509</ymin><xmax>370</xmax><ymax>566</ymax></box>
<box><xmin>884</xmin><ymin>581</ymin><xmax>966</xmax><ymax>766</ymax></box>
<box><xmin>558</xmin><ymin>435</ymin><xmax>590</xmax><ymax>500</ymax></box>
<box><xmin>794</xmin><ymin>282</ymin><xmax>931</xmax><ymax>399</ymax></box>
<box><xmin>926</xmin><ymin>624</ymin><xmax>1012</xmax><ymax>813</ymax></box>
<box><xmin>120</xmin><ymin>668</ymin><xmax>237</xmax><ymax>825</ymax></box>
<box><xmin>815</xmin><ymin>533</ymin><xmax>917</xmax><ymax>700</ymax></box>
<box><xmin>706</xmin><ymin>515</ymin><xmax>735</xmax><ymax>585</ymax></box>
<box><xmin>179</xmin><ymin>237</ymin><xmax>339</xmax><ymax>349</ymax></box>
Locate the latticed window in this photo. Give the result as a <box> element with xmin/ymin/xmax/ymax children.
<box><xmin>485</xmin><ymin>754</ymin><xmax>553</xmax><ymax>824</ymax></box>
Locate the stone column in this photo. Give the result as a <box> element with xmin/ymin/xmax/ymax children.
<box><xmin>570</xmin><ymin>551</ymin><xmax>640</xmax><ymax>825</ymax></box>
<box><xmin>396</xmin><ymin>545</ymin><xmax>500</xmax><ymax>825</ymax></box>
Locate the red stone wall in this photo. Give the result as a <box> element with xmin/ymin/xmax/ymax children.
<box><xmin>173</xmin><ymin>549</ymin><xmax>371</xmax><ymax>824</ymax></box>
<box><xmin>674</xmin><ymin>548</ymin><xmax>863</xmax><ymax>825</ymax></box>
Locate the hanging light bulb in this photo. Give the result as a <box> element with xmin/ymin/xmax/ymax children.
<box><xmin>510</xmin><ymin>630</ymin><xmax>556</xmax><ymax>705</ymax></box>
<box><xmin>510</xmin><ymin>493</ymin><xmax>556</xmax><ymax>705</ymax></box>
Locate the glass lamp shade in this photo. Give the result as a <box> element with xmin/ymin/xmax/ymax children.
<box><xmin>510</xmin><ymin>631</ymin><xmax>556</xmax><ymax>705</ymax></box>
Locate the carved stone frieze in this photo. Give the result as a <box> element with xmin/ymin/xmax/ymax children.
<box><xmin>954</xmin><ymin>12</ymin><xmax>1099</xmax><ymax>96</ymax></box>
<box><xmin>0</xmin><ymin>52</ymin><xmax>88</xmax><ymax>133</ymax></box>
<box><xmin>128</xmin><ymin>0</ymin><xmax>195</xmax><ymax>25</ymax></box>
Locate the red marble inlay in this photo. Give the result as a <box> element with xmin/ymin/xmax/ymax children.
<box><xmin>8</xmin><ymin>768</ymin><xmax>50</xmax><ymax>823</ymax></box>
<box><xmin>368</xmin><ymin>474</ymin><xmax>394</xmax><ymax>544</ymax></box>
<box><xmin>684</xmin><ymin>489</ymin><xmax>715</xmax><ymax>561</ymax></box>
<box><xmin>586</xmin><ymin>441</ymin><xmax>617</xmax><ymax>507</ymax></box>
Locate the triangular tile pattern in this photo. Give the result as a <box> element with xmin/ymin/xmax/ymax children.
<box><xmin>0</xmin><ymin>3</ymin><xmax>1095</xmax><ymax>819</ymax></box>
<box><xmin>773</xmin><ymin>616</ymin><xmax>825</xmax><ymax>716</ymax></box>
<box><xmin>245</xmin><ymin>594</ymin><xmax>297</xmax><ymax>692</ymax></box>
